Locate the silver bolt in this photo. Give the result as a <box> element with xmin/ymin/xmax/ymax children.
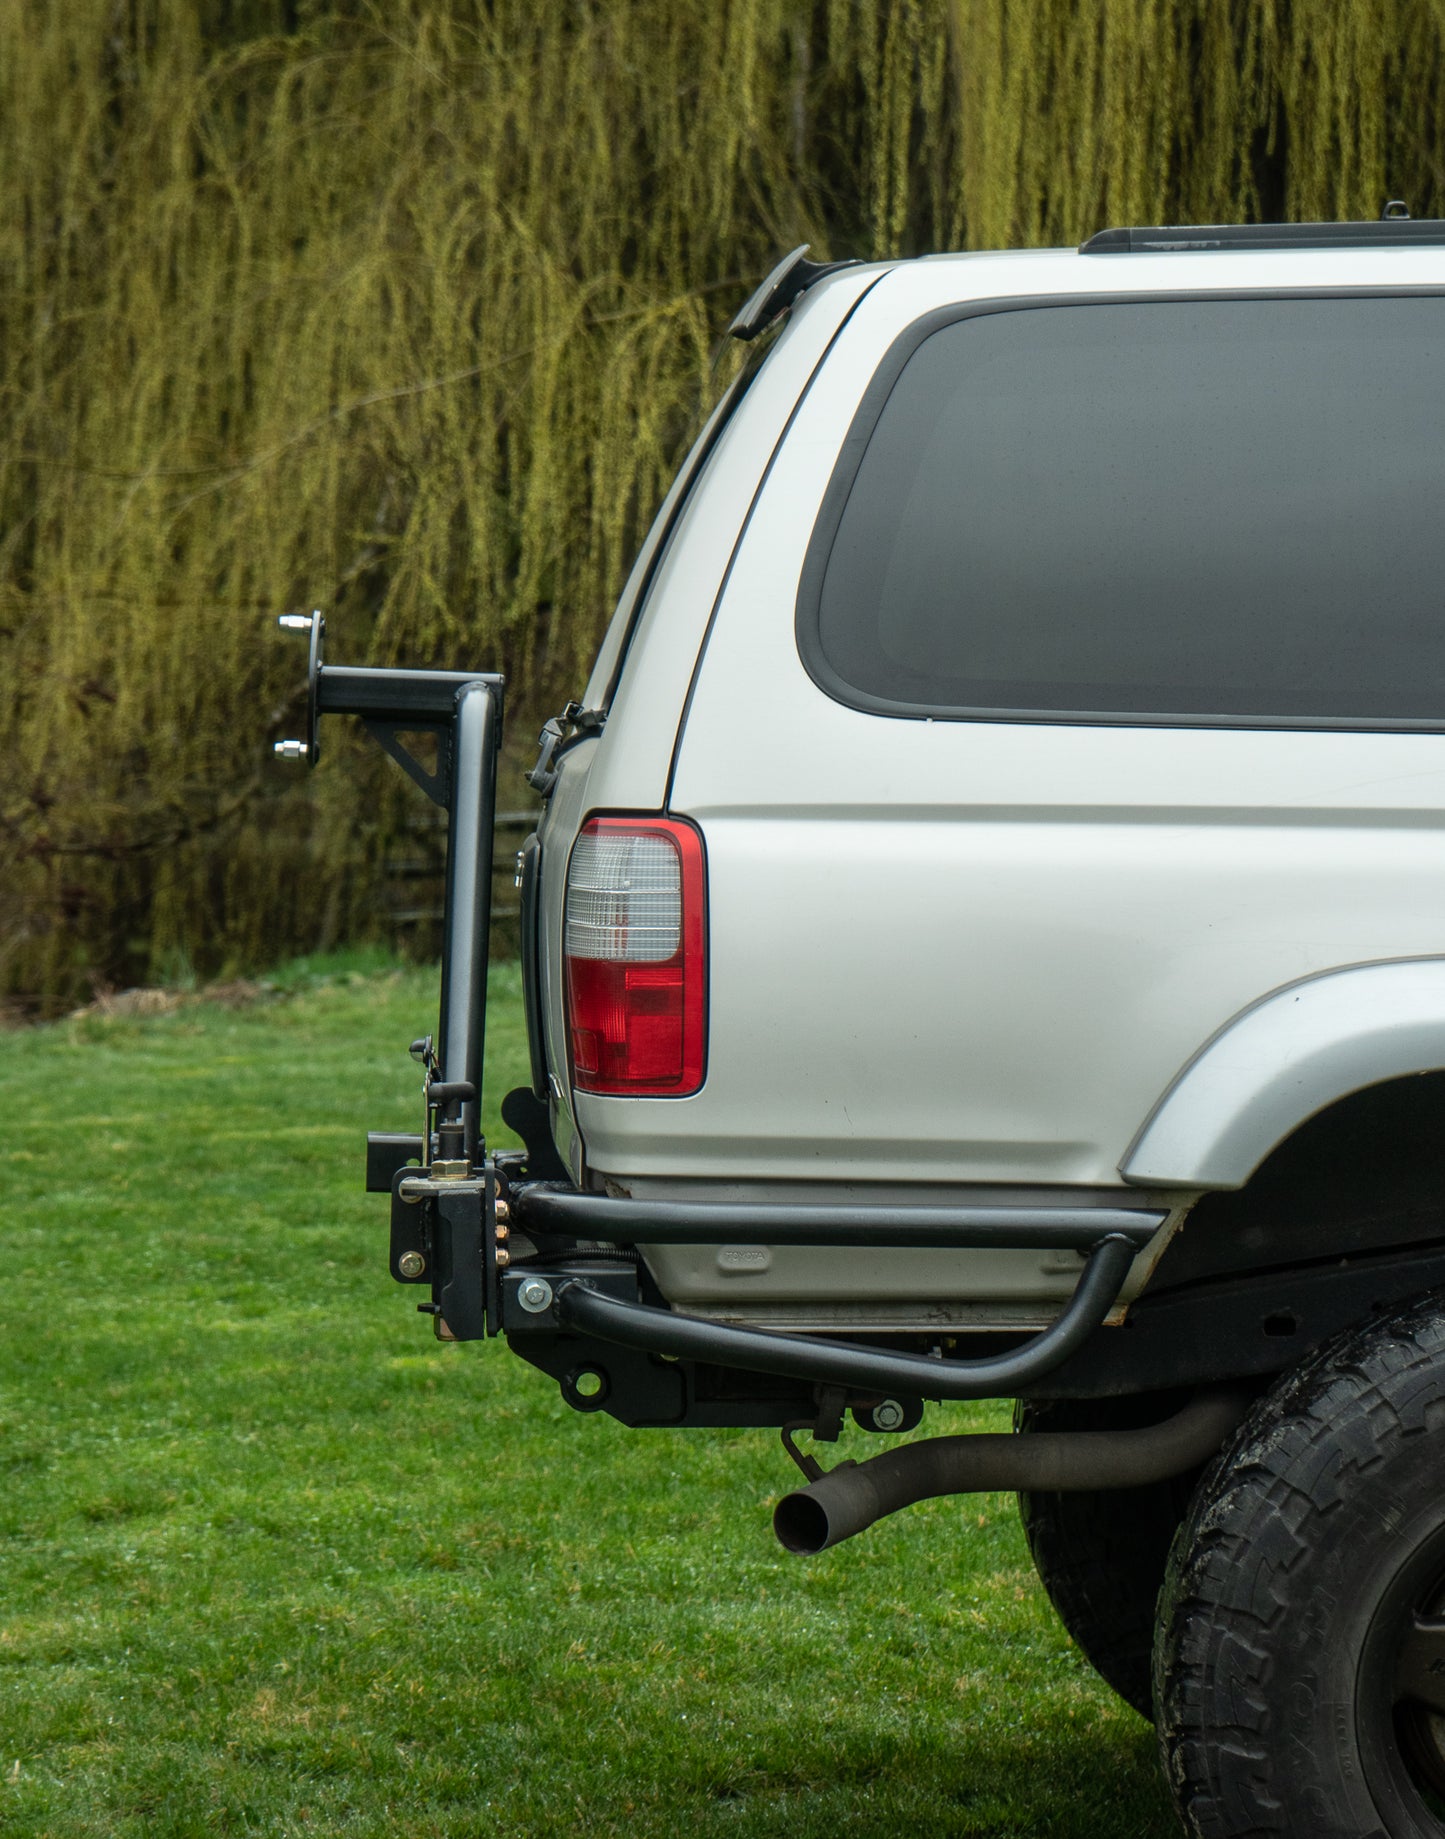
<box><xmin>495</xmin><ymin>1199</ymin><xmax>511</xmax><ymax>1225</ymax></box>
<box><xmin>872</xmin><ymin>1399</ymin><xmax>906</xmax><ymax>1432</ymax></box>
<box><xmin>518</xmin><ymin>1277</ymin><xmax>553</xmax><ymax>1313</ymax></box>
<box><xmin>397</xmin><ymin>1250</ymin><xmax>425</xmax><ymax>1279</ymax></box>
<box><xmin>277</xmin><ymin>613</ymin><xmax>314</xmax><ymax>632</ymax></box>
<box><xmin>495</xmin><ymin>1246</ymin><xmax>511</xmax><ymax>1269</ymax></box>
<box><xmin>273</xmin><ymin>739</ymin><xmax>308</xmax><ymax>761</ymax></box>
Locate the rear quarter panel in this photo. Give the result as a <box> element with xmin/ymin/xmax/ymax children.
<box><xmin>536</xmin><ymin>264</ymin><xmax>891</xmax><ymax>1180</ymax></box>
<box><xmin>578</xmin><ymin>250</ymin><xmax>1445</xmax><ymax>1193</ymax></box>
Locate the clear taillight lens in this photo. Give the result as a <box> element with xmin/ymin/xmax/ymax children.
<box><xmin>564</xmin><ymin>816</ymin><xmax>706</xmax><ymax>1095</ymax></box>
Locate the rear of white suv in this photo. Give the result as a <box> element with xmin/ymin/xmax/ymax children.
<box><xmin>285</xmin><ymin>215</ymin><xmax>1445</xmax><ymax>1838</ymax></box>
<box><xmin>545</xmin><ymin>241</ymin><xmax>1445</xmax><ymax>1330</ymax></box>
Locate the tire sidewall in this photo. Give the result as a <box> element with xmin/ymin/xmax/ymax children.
<box><xmin>1159</xmin><ymin>1305</ymin><xmax>1445</xmax><ymax>1839</ymax></box>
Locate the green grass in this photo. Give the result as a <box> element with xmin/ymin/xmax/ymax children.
<box><xmin>0</xmin><ymin>959</ymin><xmax>1177</xmax><ymax>1836</ymax></box>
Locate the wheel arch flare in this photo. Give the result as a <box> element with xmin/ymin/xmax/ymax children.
<box><xmin>1123</xmin><ymin>957</ymin><xmax>1445</xmax><ymax>1189</ymax></box>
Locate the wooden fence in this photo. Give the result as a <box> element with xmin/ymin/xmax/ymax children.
<box><xmin>383</xmin><ymin>806</ymin><xmax>542</xmax><ymax>960</ymax></box>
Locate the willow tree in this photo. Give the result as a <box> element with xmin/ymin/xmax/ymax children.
<box><xmin>3</xmin><ymin>0</ymin><xmax>1442</xmax><ymax>1011</ymax></box>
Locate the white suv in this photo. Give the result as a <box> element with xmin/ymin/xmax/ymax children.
<box><xmin>287</xmin><ymin>212</ymin><xmax>1445</xmax><ymax>1838</ymax></box>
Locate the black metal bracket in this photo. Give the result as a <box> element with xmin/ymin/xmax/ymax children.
<box><xmin>274</xmin><ymin>608</ymin><xmax>504</xmax><ymax>1194</ymax></box>
<box><xmin>363</xmin><ymin>720</ymin><xmax>452</xmax><ymax>808</ymax></box>
<box><xmin>780</xmin><ymin>1422</ymin><xmax>830</xmax><ymax>1483</ymax></box>
<box><xmin>435</xmin><ymin>1175</ymin><xmax>498</xmax><ymax>1340</ymax></box>
<box><xmin>389</xmin><ymin>1166</ymin><xmax>432</xmax><ymax>1284</ymax></box>
<box><xmin>369</xmin><ymin>1132</ymin><xmax>423</xmax><ymax>1193</ymax></box>
<box><xmin>780</xmin><ymin>1386</ymin><xmax>849</xmax><ymax>1482</ymax></box>
<box><xmin>527</xmin><ymin>699</ymin><xmax>605</xmax><ymax>796</ymax></box>
<box><xmin>499</xmin><ymin>1086</ymin><xmax>568</xmax><ymax>1182</ymax></box>
<box><xmin>390</xmin><ymin>1169</ymin><xmax>501</xmax><ymax>1340</ymax></box>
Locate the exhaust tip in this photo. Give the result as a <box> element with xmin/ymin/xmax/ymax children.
<box><xmin>773</xmin><ymin>1489</ymin><xmax>832</xmax><ymax>1556</ymax></box>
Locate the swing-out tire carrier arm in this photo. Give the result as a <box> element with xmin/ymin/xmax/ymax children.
<box><xmin>275</xmin><ymin>614</ymin><xmax>506</xmax><ymax>1323</ymax></box>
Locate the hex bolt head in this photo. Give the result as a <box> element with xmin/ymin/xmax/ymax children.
<box><xmin>518</xmin><ymin>1277</ymin><xmax>554</xmax><ymax>1313</ymax></box>
<box><xmin>872</xmin><ymin>1399</ymin><xmax>906</xmax><ymax>1432</ymax></box>
<box><xmin>273</xmin><ymin>739</ymin><xmax>308</xmax><ymax>761</ymax></box>
<box><xmin>277</xmin><ymin>613</ymin><xmax>315</xmax><ymax>632</ymax></box>
<box><xmin>397</xmin><ymin>1250</ymin><xmax>426</xmax><ymax>1279</ymax></box>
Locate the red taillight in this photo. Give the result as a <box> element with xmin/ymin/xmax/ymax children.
<box><xmin>564</xmin><ymin>816</ymin><xmax>706</xmax><ymax>1096</ymax></box>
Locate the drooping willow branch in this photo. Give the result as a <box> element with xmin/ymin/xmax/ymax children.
<box><xmin>2</xmin><ymin>0</ymin><xmax>1440</xmax><ymax>1011</ymax></box>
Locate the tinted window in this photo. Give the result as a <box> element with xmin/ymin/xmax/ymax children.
<box><xmin>802</xmin><ymin>296</ymin><xmax>1445</xmax><ymax>725</ymax></box>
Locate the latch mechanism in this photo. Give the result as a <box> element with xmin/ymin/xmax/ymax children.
<box><xmin>527</xmin><ymin>699</ymin><xmax>605</xmax><ymax>795</ymax></box>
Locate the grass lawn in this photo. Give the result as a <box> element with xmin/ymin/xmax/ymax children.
<box><xmin>0</xmin><ymin>958</ymin><xmax>1178</xmax><ymax>1837</ymax></box>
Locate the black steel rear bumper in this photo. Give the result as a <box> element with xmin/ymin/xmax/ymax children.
<box><xmin>548</xmin><ymin>1236</ymin><xmax>1137</xmax><ymax>1400</ymax></box>
<box><xmin>511</xmin><ymin>1184</ymin><xmax>1164</xmax><ymax>1252</ymax></box>
<box><xmin>499</xmin><ymin>1184</ymin><xmax>1163</xmax><ymax>1401</ymax></box>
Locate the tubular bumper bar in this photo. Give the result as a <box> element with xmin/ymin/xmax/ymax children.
<box><xmin>512</xmin><ymin>1186</ymin><xmax>1165</xmax><ymax>1251</ymax></box>
<box><xmin>551</xmin><ymin>1233</ymin><xmax>1139</xmax><ymax>1400</ymax></box>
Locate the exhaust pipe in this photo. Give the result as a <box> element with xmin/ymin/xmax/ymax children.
<box><xmin>773</xmin><ymin>1388</ymin><xmax>1249</xmax><ymax>1555</ymax></box>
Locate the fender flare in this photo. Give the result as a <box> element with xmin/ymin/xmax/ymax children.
<box><xmin>1121</xmin><ymin>958</ymin><xmax>1445</xmax><ymax>1190</ymax></box>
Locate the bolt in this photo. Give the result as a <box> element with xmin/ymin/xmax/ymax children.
<box><xmin>518</xmin><ymin>1276</ymin><xmax>553</xmax><ymax>1313</ymax></box>
<box><xmin>273</xmin><ymin>739</ymin><xmax>308</xmax><ymax>761</ymax></box>
<box><xmin>495</xmin><ymin>1246</ymin><xmax>511</xmax><ymax>1269</ymax></box>
<box><xmin>494</xmin><ymin>1222</ymin><xmax>510</xmax><ymax>1242</ymax></box>
<box><xmin>872</xmin><ymin>1399</ymin><xmax>906</xmax><ymax>1432</ymax></box>
<box><xmin>277</xmin><ymin>613</ymin><xmax>315</xmax><ymax>632</ymax></box>
<box><xmin>495</xmin><ymin>1199</ymin><xmax>511</xmax><ymax>1224</ymax></box>
<box><xmin>397</xmin><ymin>1250</ymin><xmax>425</xmax><ymax>1279</ymax></box>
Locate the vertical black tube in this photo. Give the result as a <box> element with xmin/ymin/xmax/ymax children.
<box><xmin>436</xmin><ymin>680</ymin><xmax>499</xmax><ymax>1161</ymax></box>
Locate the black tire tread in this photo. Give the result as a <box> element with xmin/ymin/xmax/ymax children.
<box><xmin>1155</xmin><ymin>1293</ymin><xmax>1445</xmax><ymax>1839</ymax></box>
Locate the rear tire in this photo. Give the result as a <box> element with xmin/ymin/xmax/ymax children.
<box><xmin>1016</xmin><ymin>1392</ymin><xmax>1199</xmax><ymax>1719</ymax></box>
<box><xmin>1155</xmin><ymin>1292</ymin><xmax>1445</xmax><ymax>1838</ymax></box>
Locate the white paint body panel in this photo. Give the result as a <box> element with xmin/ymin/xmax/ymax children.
<box><xmin>577</xmin><ymin>248</ymin><xmax>1445</xmax><ymax>1184</ymax></box>
<box><xmin>569</xmin><ymin>264</ymin><xmax>890</xmax><ymax>813</ymax></box>
<box><xmin>540</xmin><ymin>244</ymin><xmax>1445</xmax><ymax>1313</ymax></box>
<box><xmin>538</xmin><ymin>264</ymin><xmax>891</xmax><ymax>1179</ymax></box>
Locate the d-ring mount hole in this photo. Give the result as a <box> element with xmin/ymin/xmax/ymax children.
<box><xmin>563</xmin><ymin>1365</ymin><xmax>610</xmax><ymax>1411</ymax></box>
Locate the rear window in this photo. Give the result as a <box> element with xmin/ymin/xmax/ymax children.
<box><xmin>798</xmin><ymin>294</ymin><xmax>1445</xmax><ymax>727</ymax></box>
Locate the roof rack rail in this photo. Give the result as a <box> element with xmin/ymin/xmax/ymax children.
<box><xmin>728</xmin><ymin>244</ymin><xmax>861</xmax><ymax>341</ymax></box>
<box><xmin>1080</xmin><ymin>203</ymin><xmax>1445</xmax><ymax>255</ymax></box>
